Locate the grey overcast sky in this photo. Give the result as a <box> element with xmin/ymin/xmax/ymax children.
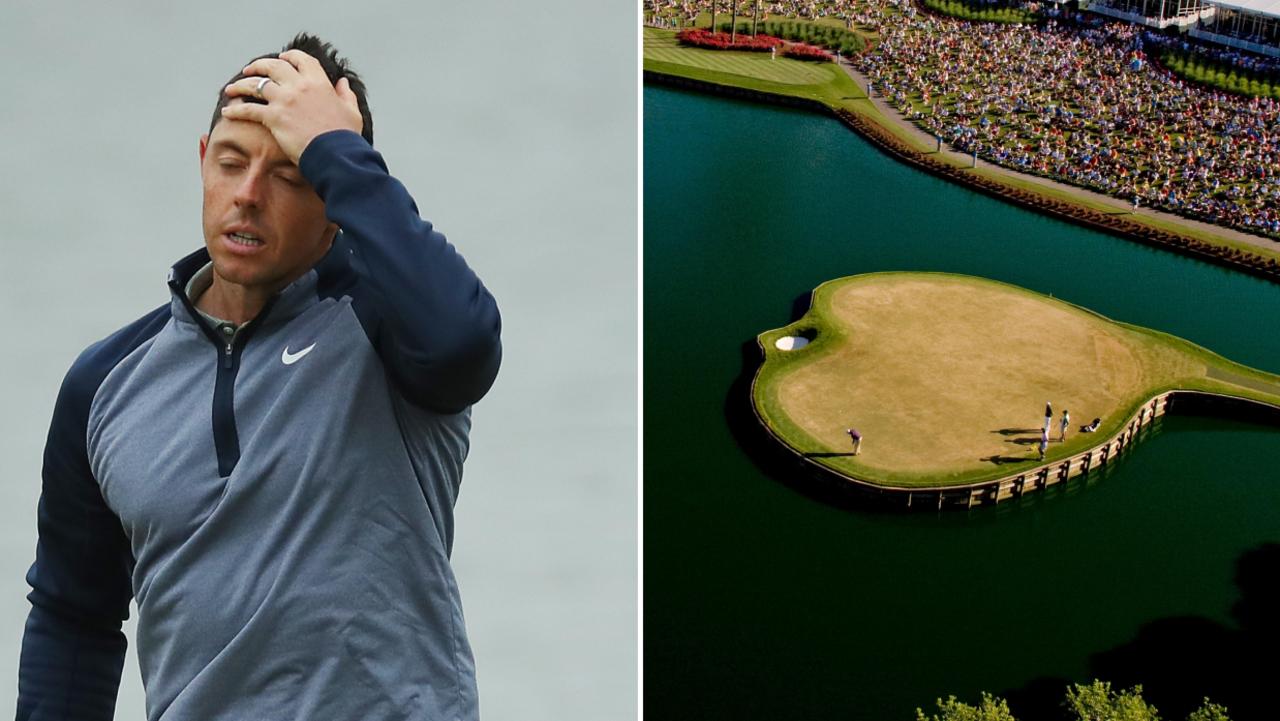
<box><xmin>0</xmin><ymin>1</ymin><xmax>636</xmax><ymax>719</ymax></box>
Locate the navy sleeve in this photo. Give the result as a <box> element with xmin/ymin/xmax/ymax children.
<box><xmin>298</xmin><ymin>130</ymin><xmax>502</xmax><ymax>413</ymax></box>
<box><xmin>17</xmin><ymin>352</ymin><xmax>135</xmax><ymax>721</ymax></box>
<box><xmin>18</xmin><ymin>306</ymin><xmax>167</xmax><ymax>721</ymax></box>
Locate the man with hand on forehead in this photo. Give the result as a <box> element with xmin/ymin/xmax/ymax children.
<box><xmin>17</xmin><ymin>34</ymin><xmax>500</xmax><ymax>721</ymax></box>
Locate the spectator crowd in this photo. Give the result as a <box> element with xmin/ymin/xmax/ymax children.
<box><xmin>645</xmin><ymin>0</ymin><xmax>1280</xmax><ymax>239</ymax></box>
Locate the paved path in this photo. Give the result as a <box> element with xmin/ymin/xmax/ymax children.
<box><xmin>835</xmin><ymin>60</ymin><xmax>1280</xmax><ymax>255</ymax></box>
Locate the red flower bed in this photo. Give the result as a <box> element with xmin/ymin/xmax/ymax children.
<box><xmin>676</xmin><ymin>29</ymin><xmax>784</xmax><ymax>52</ymax></box>
<box><xmin>675</xmin><ymin>29</ymin><xmax>833</xmax><ymax>61</ymax></box>
<box><xmin>783</xmin><ymin>43</ymin><xmax>831</xmax><ymax>61</ymax></box>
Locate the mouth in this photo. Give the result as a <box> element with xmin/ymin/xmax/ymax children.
<box><xmin>220</xmin><ymin>229</ymin><xmax>268</xmax><ymax>256</ymax></box>
<box><xmin>226</xmin><ymin>231</ymin><xmax>264</xmax><ymax>247</ymax></box>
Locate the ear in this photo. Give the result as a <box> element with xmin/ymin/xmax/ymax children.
<box><xmin>199</xmin><ymin>133</ymin><xmax>209</xmax><ymax>163</ymax></box>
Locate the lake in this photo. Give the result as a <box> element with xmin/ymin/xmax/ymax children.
<box><xmin>644</xmin><ymin>83</ymin><xmax>1280</xmax><ymax>721</ymax></box>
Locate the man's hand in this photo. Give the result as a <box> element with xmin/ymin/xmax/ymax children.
<box><xmin>222</xmin><ymin>49</ymin><xmax>363</xmax><ymax>164</ymax></box>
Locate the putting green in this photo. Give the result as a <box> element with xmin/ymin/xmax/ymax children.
<box><xmin>753</xmin><ymin>273</ymin><xmax>1280</xmax><ymax>488</ymax></box>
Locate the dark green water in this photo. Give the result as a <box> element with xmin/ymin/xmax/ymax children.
<box><xmin>644</xmin><ymin>85</ymin><xmax>1280</xmax><ymax>721</ymax></box>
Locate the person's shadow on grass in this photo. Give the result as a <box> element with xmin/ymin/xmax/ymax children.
<box><xmin>980</xmin><ymin>453</ymin><xmax>1031</xmax><ymax>465</ymax></box>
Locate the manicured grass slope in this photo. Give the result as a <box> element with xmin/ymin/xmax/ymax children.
<box><xmin>644</xmin><ymin>29</ymin><xmax>832</xmax><ymax>86</ymax></box>
<box><xmin>644</xmin><ymin>27</ymin><xmax>866</xmax><ymax>104</ymax></box>
<box><xmin>753</xmin><ymin>273</ymin><xmax>1280</xmax><ymax>487</ymax></box>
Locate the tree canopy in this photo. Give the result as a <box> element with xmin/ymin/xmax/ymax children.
<box><xmin>917</xmin><ymin>681</ymin><xmax>1232</xmax><ymax>721</ymax></box>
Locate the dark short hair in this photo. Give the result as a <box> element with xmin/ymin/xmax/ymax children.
<box><xmin>209</xmin><ymin>32</ymin><xmax>373</xmax><ymax>146</ymax></box>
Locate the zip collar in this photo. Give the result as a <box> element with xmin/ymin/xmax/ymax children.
<box><xmin>165</xmin><ymin>246</ymin><xmax>335</xmax><ymax>341</ymax></box>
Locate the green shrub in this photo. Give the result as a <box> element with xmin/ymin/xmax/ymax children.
<box><xmin>742</xmin><ymin>17</ymin><xmax>864</xmax><ymax>52</ymax></box>
<box><xmin>922</xmin><ymin>0</ymin><xmax>1035</xmax><ymax>23</ymax></box>
<box><xmin>918</xmin><ymin>682</ymin><xmax>1234</xmax><ymax>721</ymax></box>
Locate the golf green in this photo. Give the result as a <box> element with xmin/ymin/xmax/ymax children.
<box><xmin>753</xmin><ymin>272</ymin><xmax>1280</xmax><ymax>491</ymax></box>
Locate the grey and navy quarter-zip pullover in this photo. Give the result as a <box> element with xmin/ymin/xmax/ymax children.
<box><xmin>17</xmin><ymin>130</ymin><xmax>502</xmax><ymax>721</ymax></box>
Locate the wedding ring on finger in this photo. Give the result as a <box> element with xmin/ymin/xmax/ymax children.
<box><xmin>254</xmin><ymin>76</ymin><xmax>272</xmax><ymax>98</ymax></box>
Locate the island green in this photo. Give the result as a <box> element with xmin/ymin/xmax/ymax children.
<box><xmin>753</xmin><ymin>273</ymin><xmax>1280</xmax><ymax>488</ymax></box>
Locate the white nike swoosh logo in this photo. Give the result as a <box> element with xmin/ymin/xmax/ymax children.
<box><xmin>281</xmin><ymin>343</ymin><xmax>316</xmax><ymax>365</ymax></box>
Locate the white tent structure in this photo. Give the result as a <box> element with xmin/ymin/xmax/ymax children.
<box><xmin>1190</xmin><ymin>0</ymin><xmax>1280</xmax><ymax>57</ymax></box>
<box><xmin>1083</xmin><ymin>0</ymin><xmax>1214</xmax><ymax>29</ymax></box>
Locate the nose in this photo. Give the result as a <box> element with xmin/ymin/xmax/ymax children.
<box><xmin>232</xmin><ymin>168</ymin><xmax>267</xmax><ymax>209</ymax></box>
